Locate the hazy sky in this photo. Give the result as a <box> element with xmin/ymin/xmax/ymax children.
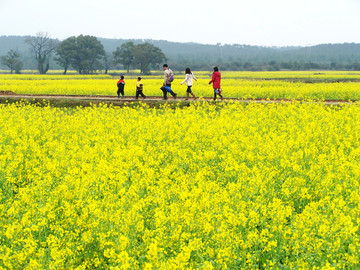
<box><xmin>1</xmin><ymin>0</ymin><xmax>360</xmax><ymax>46</ymax></box>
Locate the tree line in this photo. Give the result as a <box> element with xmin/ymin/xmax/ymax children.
<box><xmin>1</xmin><ymin>33</ymin><xmax>167</xmax><ymax>75</ymax></box>
<box><xmin>2</xmin><ymin>34</ymin><xmax>360</xmax><ymax>73</ymax></box>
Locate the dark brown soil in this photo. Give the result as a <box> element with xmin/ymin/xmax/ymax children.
<box><xmin>0</xmin><ymin>91</ymin><xmax>15</xmax><ymax>95</ymax></box>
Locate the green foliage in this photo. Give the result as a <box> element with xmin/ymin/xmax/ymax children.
<box><xmin>55</xmin><ymin>37</ymin><xmax>76</xmax><ymax>74</ymax></box>
<box><xmin>113</xmin><ymin>42</ymin><xmax>166</xmax><ymax>74</ymax></box>
<box><xmin>56</xmin><ymin>35</ymin><xmax>105</xmax><ymax>74</ymax></box>
<box><xmin>132</xmin><ymin>43</ymin><xmax>166</xmax><ymax>74</ymax></box>
<box><xmin>113</xmin><ymin>42</ymin><xmax>135</xmax><ymax>73</ymax></box>
<box><xmin>103</xmin><ymin>52</ymin><xmax>113</xmax><ymax>75</ymax></box>
<box><xmin>0</xmin><ymin>49</ymin><xmax>23</xmax><ymax>74</ymax></box>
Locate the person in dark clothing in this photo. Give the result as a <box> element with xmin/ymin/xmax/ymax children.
<box><xmin>136</xmin><ymin>77</ymin><xmax>146</xmax><ymax>99</ymax></box>
<box><xmin>117</xmin><ymin>75</ymin><xmax>125</xmax><ymax>98</ymax></box>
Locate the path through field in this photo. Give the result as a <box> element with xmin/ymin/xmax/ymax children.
<box><xmin>1</xmin><ymin>92</ymin><xmax>359</xmax><ymax>106</ymax></box>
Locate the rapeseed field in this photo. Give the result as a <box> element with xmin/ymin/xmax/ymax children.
<box><xmin>1</xmin><ymin>101</ymin><xmax>360</xmax><ymax>269</ymax></box>
<box><xmin>1</xmin><ymin>71</ymin><xmax>360</xmax><ymax>100</ymax></box>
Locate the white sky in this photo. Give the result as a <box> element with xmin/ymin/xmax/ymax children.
<box><xmin>1</xmin><ymin>0</ymin><xmax>360</xmax><ymax>46</ymax></box>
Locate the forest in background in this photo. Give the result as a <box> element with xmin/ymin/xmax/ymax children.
<box><xmin>1</xmin><ymin>35</ymin><xmax>360</xmax><ymax>72</ymax></box>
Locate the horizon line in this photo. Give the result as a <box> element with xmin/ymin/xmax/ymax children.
<box><xmin>1</xmin><ymin>34</ymin><xmax>359</xmax><ymax>48</ymax></box>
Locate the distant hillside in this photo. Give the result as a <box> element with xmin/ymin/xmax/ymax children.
<box><xmin>1</xmin><ymin>35</ymin><xmax>360</xmax><ymax>71</ymax></box>
<box><xmin>97</xmin><ymin>37</ymin><xmax>301</xmax><ymax>67</ymax></box>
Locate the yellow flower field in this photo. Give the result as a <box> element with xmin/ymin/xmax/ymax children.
<box><xmin>1</xmin><ymin>101</ymin><xmax>360</xmax><ymax>269</ymax></box>
<box><xmin>1</xmin><ymin>71</ymin><xmax>360</xmax><ymax>100</ymax></box>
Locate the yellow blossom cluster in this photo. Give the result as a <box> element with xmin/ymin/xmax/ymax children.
<box><xmin>1</xmin><ymin>101</ymin><xmax>360</xmax><ymax>269</ymax></box>
<box><xmin>1</xmin><ymin>71</ymin><xmax>360</xmax><ymax>100</ymax></box>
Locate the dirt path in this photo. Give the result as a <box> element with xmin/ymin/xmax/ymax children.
<box><xmin>0</xmin><ymin>93</ymin><xmax>359</xmax><ymax>106</ymax></box>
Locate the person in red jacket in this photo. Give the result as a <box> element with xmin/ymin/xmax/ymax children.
<box><xmin>209</xmin><ymin>67</ymin><xmax>223</xmax><ymax>100</ymax></box>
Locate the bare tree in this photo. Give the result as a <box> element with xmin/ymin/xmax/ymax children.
<box><xmin>26</xmin><ymin>32</ymin><xmax>58</xmax><ymax>74</ymax></box>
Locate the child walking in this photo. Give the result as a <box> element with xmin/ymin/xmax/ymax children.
<box><xmin>136</xmin><ymin>77</ymin><xmax>146</xmax><ymax>99</ymax></box>
<box><xmin>181</xmin><ymin>68</ymin><xmax>197</xmax><ymax>100</ymax></box>
<box><xmin>209</xmin><ymin>67</ymin><xmax>223</xmax><ymax>100</ymax></box>
<box><xmin>117</xmin><ymin>75</ymin><xmax>125</xmax><ymax>98</ymax></box>
<box><xmin>117</xmin><ymin>76</ymin><xmax>125</xmax><ymax>98</ymax></box>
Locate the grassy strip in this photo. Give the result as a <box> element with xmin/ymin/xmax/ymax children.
<box><xmin>0</xmin><ymin>97</ymin><xmax>194</xmax><ymax>109</ymax></box>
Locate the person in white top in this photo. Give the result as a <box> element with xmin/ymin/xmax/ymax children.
<box><xmin>180</xmin><ymin>68</ymin><xmax>197</xmax><ymax>100</ymax></box>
